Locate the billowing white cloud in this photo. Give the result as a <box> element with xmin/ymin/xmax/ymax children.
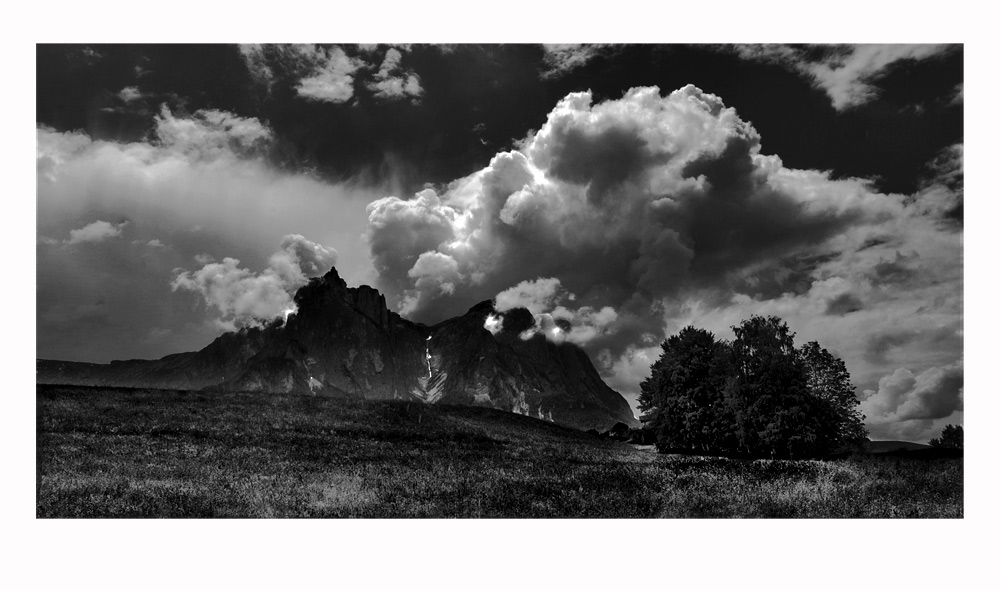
<box><xmin>364</xmin><ymin>84</ymin><xmax>962</xmax><ymax>427</ymax></box>
<box><xmin>495</xmin><ymin>277</ymin><xmax>566</xmax><ymax>314</ymax></box>
<box><xmin>489</xmin><ymin>278</ymin><xmax>619</xmax><ymax>346</ymax></box>
<box><xmin>484</xmin><ymin>313</ymin><xmax>503</xmax><ymax>335</ymax></box>
<box><xmin>67</xmin><ymin>220</ymin><xmax>128</xmax><ymax>244</ymax></box>
<box><xmin>171</xmin><ymin>234</ymin><xmax>337</xmax><ymax>330</ymax></box>
<box><xmin>861</xmin><ymin>361</ymin><xmax>963</xmax><ymax>422</ymax></box>
<box><xmin>858</xmin><ymin>361</ymin><xmax>963</xmax><ymax>441</ymax></box>
<box><xmin>368</xmin><ymin>84</ymin><xmax>900</xmax><ymax>333</ymax></box>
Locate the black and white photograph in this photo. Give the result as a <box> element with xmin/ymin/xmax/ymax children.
<box><xmin>35</xmin><ymin>40</ymin><xmax>966</xmax><ymax>518</ymax></box>
<box><xmin>21</xmin><ymin>2</ymin><xmax>991</xmax><ymax>585</ymax></box>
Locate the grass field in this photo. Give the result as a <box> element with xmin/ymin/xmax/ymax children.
<box><xmin>36</xmin><ymin>385</ymin><xmax>963</xmax><ymax>518</ymax></box>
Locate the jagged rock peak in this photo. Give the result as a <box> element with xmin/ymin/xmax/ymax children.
<box><xmin>466</xmin><ymin>299</ymin><xmax>497</xmax><ymax>316</ymax></box>
<box><xmin>321</xmin><ymin>266</ymin><xmax>349</xmax><ymax>291</ymax></box>
<box><xmin>346</xmin><ymin>285</ymin><xmax>390</xmax><ymax>330</ymax></box>
<box><xmin>290</xmin><ymin>266</ymin><xmax>394</xmax><ymax>331</ymax></box>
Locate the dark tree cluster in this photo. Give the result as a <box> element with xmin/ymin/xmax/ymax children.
<box><xmin>638</xmin><ymin>315</ymin><xmax>868</xmax><ymax>459</ymax></box>
<box><xmin>929</xmin><ymin>424</ymin><xmax>963</xmax><ymax>449</ymax></box>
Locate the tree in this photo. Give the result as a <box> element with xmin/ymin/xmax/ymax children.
<box><xmin>638</xmin><ymin>326</ymin><xmax>735</xmax><ymax>454</ymax></box>
<box><xmin>929</xmin><ymin>424</ymin><xmax>963</xmax><ymax>449</ymax></box>
<box><xmin>729</xmin><ymin>315</ymin><xmax>818</xmax><ymax>459</ymax></box>
<box><xmin>799</xmin><ymin>341</ymin><xmax>868</xmax><ymax>455</ymax></box>
<box><xmin>641</xmin><ymin>315</ymin><xmax>870</xmax><ymax>459</ymax></box>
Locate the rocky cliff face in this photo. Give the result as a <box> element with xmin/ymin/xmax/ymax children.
<box><xmin>37</xmin><ymin>267</ymin><xmax>638</xmax><ymax>431</ymax></box>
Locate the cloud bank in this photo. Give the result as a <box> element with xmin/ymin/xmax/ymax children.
<box><xmin>37</xmin><ymin>106</ymin><xmax>380</xmax><ymax>363</ymax></box>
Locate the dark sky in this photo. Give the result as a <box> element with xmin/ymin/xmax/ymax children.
<box><xmin>37</xmin><ymin>44</ymin><xmax>962</xmax><ymax>195</ymax></box>
<box><xmin>36</xmin><ymin>43</ymin><xmax>963</xmax><ymax>441</ymax></box>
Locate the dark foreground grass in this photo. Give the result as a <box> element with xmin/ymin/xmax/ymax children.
<box><xmin>37</xmin><ymin>385</ymin><xmax>962</xmax><ymax>518</ymax></box>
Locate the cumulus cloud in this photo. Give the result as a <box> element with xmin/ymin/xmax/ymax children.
<box><xmin>364</xmin><ymin>84</ymin><xmax>962</xmax><ymax>419</ymax></box>
<box><xmin>171</xmin><ymin>234</ymin><xmax>337</xmax><ymax>330</ymax></box>
<box><xmin>294</xmin><ymin>45</ymin><xmax>362</xmax><ymax>103</ymax></box>
<box><xmin>860</xmin><ymin>361</ymin><xmax>963</xmax><ymax>436</ymax></box>
<box><xmin>241</xmin><ymin>44</ymin><xmax>420</xmax><ymax>104</ymax></box>
<box><xmin>67</xmin><ymin>220</ymin><xmax>128</xmax><ymax>244</ymax></box>
<box><xmin>495</xmin><ymin>277</ymin><xmax>566</xmax><ymax>314</ymax></box>
<box><xmin>367</xmin><ymin>85</ymin><xmax>898</xmax><ymax>355</ymax></box>
<box><xmin>367</xmin><ymin>48</ymin><xmax>423</xmax><ymax>101</ymax></box>
<box><xmin>734</xmin><ymin>44</ymin><xmax>954</xmax><ymax>110</ymax></box>
<box><xmin>118</xmin><ymin>86</ymin><xmax>143</xmax><ymax>103</ymax></box>
<box><xmin>490</xmin><ymin>277</ymin><xmax>617</xmax><ymax>346</ymax></box>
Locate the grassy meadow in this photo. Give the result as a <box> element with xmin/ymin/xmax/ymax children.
<box><xmin>37</xmin><ymin>385</ymin><xmax>963</xmax><ymax>518</ymax></box>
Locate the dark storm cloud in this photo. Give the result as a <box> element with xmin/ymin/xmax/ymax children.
<box><xmin>868</xmin><ymin>251</ymin><xmax>919</xmax><ymax>287</ymax></box>
<box><xmin>726</xmin><ymin>252</ymin><xmax>838</xmax><ymax>301</ymax></box>
<box><xmin>863</xmin><ymin>330</ymin><xmax>918</xmax><ymax>365</ymax></box>
<box><xmin>37</xmin><ymin>44</ymin><xmax>964</xmax><ymax>198</ymax></box>
<box><xmin>825</xmin><ymin>292</ymin><xmax>864</xmax><ymax>316</ymax></box>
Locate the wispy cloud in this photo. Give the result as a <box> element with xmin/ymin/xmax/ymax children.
<box><xmin>153</xmin><ymin>105</ymin><xmax>272</xmax><ymax>159</ymax></box>
<box><xmin>734</xmin><ymin>44</ymin><xmax>954</xmax><ymax>110</ymax></box>
<box><xmin>540</xmin><ymin>44</ymin><xmax>611</xmax><ymax>78</ymax></box>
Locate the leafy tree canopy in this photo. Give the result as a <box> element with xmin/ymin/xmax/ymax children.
<box><xmin>929</xmin><ymin>424</ymin><xmax>963</xmax><ymax>449</ymax></box>
<box><xmin>640</xmin><ymin>315</ymin><xmax>868</xmax><ymax>459</ymax></box>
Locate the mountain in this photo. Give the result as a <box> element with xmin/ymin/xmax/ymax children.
<box><xmin>866</xmin><ymin>440</ymin><xmax>932</xmax><ymax>453</ymax></box>
<box><xmin>37</xmin><ymin>267</ymin><xmax>639</xmax><ymax>431</ymax></box>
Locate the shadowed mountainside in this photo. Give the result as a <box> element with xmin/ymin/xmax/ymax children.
<box><xmin>37</xmin><ymin>267</ymin><xmax>638</xmax><ymax>431</ymax></box>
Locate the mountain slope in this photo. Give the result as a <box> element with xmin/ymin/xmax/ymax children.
<box><xmin>37</xmin><ymin>267</ymin><xmax>638</xmax><ymax>430</ymax></box>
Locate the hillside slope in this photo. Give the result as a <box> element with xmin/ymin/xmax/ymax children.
<box><xmin>37</xmin><ymin>385</ymin><xmax>963</xmax><ymax>518</ymax></box>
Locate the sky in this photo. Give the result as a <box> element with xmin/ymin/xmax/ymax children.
<box><xmin>36</xmin><ymin>42</ymin><xmax>964</xmax><ymax>442</ymax></box>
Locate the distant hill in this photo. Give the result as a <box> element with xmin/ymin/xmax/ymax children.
<box><xmin>37</xmin><ymin>266</ymin><xmax>638</xmax><ymax>431</ymax></box>
<box><xmin>867</xmin><ymin>440</ymin><xmax>932</xmax><ymax>453</ymax></box>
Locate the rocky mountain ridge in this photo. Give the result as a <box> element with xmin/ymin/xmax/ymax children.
<box><xmin>37</xmin><ymin>267</ymin><xmax>639</xmax><ymax>430</ymax></box>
